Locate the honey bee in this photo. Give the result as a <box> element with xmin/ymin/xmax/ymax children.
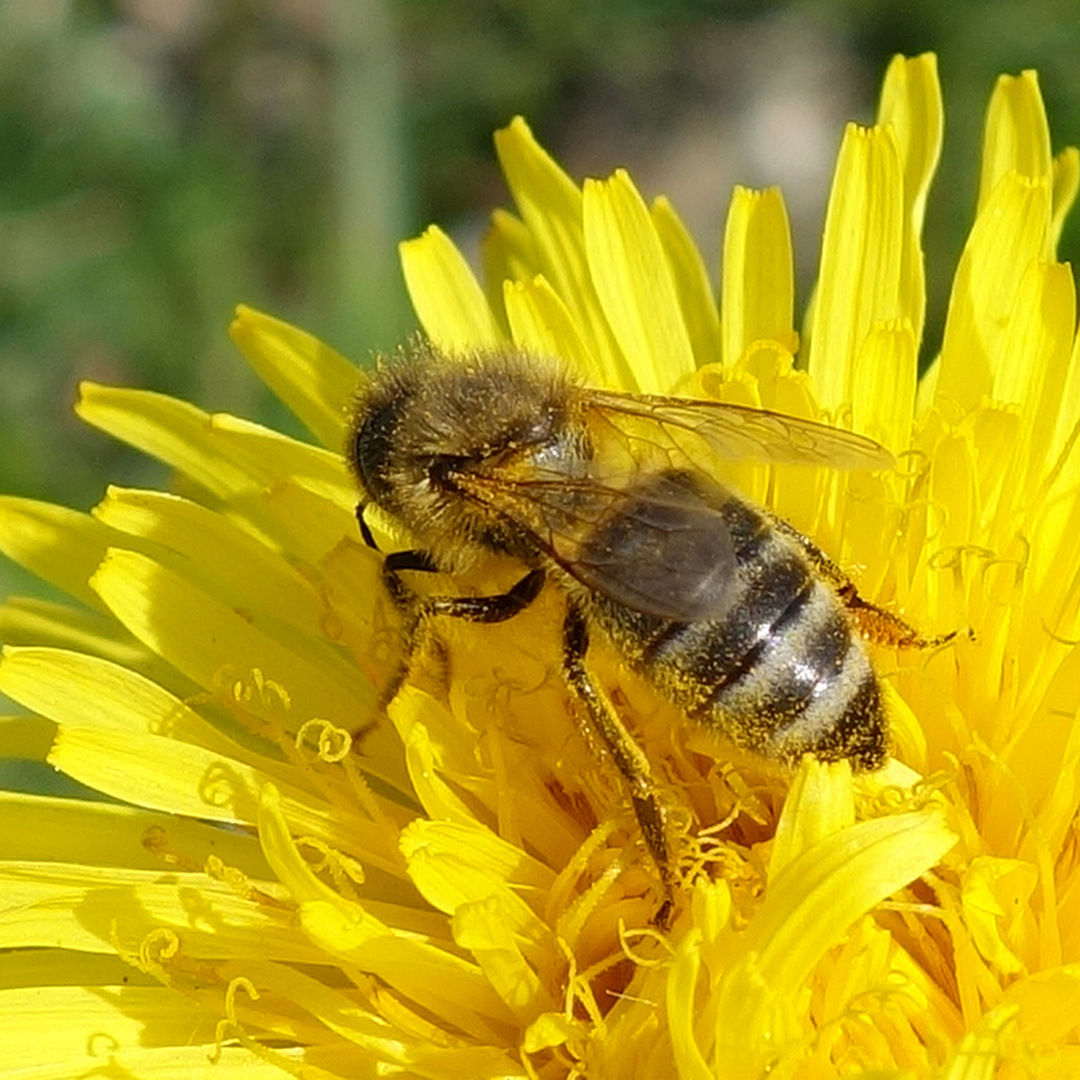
<box><xmin>346</xmin><ymin>341</ymin><xmax>938</xmax><ymax>894</ymax></box>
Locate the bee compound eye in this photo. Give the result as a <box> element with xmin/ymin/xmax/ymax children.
<box><xmin>350</xmin><ymin>401</ymin><xmax>400</xmax><ymax>501</ymax></box>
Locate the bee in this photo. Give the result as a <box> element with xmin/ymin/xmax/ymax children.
<box><xmin>346</xmin><ymin>341</ymin><xmax>938</xmax><ymax>894</ymax></box>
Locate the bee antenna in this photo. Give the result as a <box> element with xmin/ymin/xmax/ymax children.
<box><xmin>356</xmin><ymin>504</ymin><xmax>380</xmax><ymax>552</ymax></box>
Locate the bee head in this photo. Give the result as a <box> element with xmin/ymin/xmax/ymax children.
<box><xmin>346</xmin><ymin>343</ymin><xmax>586</xmax><ymax>558</ymax></box>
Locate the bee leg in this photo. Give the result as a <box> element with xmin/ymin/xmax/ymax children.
<box><xmin>356</xmin><ymin>504</ymin><xmax>380</xmax><ymax>551</ymax></box>
<box><xmin>562</xmin><ymin>603</ymin><xmax>675</xmax><ymax>918</ymax></box>
<box><xmin>423</xmin><ymin>567</ymin><xmax>546</xmax><ymax>624</ymax></box>
<box><xmin>376</xmin><ymin>561</ymin><xmax>546</xmax><ymax>711</ymax></box>
<box><xmin>768</xmin><ymin>512</ymin><xmax>849</xmax><ymax>586</ymax></box>
<box><xmin>770</xmin><ymin>516</ymin><xmax>956</xmax><ymax>649</ymax></box>
<box><xmin>834</xmin><ymin>585</ymin><xmax>958</xmax><ymax>650</ymax></box>
<box><xmin>382</xmin><ymin>549</ymin><xmax>441</xmax><ymax>611</ymax></box>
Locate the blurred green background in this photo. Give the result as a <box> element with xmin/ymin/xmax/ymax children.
<box><xmin>2</xmin><ymin>0</ymin><xmax>1079</xmax><ymax>527</ymax></box>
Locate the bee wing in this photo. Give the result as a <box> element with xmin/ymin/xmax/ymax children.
<box><xmin>469</xmin><ymin>470</ymin><xmax>738</xmax><ymax>622</ymax></box>
<box><xmin>583</xmin><ymin>388</ymin><xmax>894</xmax><ymax>470</ymax></box>
<box><xmin>564</xmin><ymin>471</ymin><xmax>739</xmax><ymax>621</ymax></box>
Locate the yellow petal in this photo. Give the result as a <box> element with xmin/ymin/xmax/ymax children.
<box><xmin>877</xmin><ymin>52</ymin><xmax>943</xmax><ymax>346</ymax></box>
<box><xmin>76</xmin><ymin>385</ymin><xmax>253</xmax><ymax>495</ymax></box>
<box><xmin>651</xmin><ymin>194</ymin><xmax>722</xmax><ymax>367</ymax></box>
<box><xmin>0</xmin><ymin>498</ymin><xmax>116</xmax><ymax>611</ymax></box>
<box><xmin>76</xmin><ymin>384</ymin><xmax>352</xmax><ymax>505</ymax></box>
<box><xmin>523</xmin><ymin>1012</ymin><xmax>586</xmax><ymax>1054</ymax></box>
<box><xmin>850</xmin><ymin>318</ymin><xmax>918</xmax><ymax>456</ymax></box>
<box><xmin>93</xmin><ymin>486</ymin><xmax>328</xmax><ymax>638</ymax></box>
<box><xmin>400</xmin><ymin>819</ymin><xmax>553</xmax><ymax>919</ymax></box>
<box><xmin>494</xmin><ymin>116</ymin><xmax>626</xmax><ymax>384</ymax></box>
<box><xmin>979</xmin><ymin>70</ymin><xmax>1053</xmax><ymax>214</ymax></box>
<box><xmin>935</xmin><ymin>172</ymin><xmax>1051</xmax><ymax>410</ymax></box>
<box><xmin>229</xmin><ymin>304</ymin><xmax>358</xmax><ymax>448</ymax></box>
<box><xmin>1051</xmin><ymin>147</ymin><xmax>1080</xmax><ymax>253</ymax></box>
<box><xmin>482</xmin><ymin>207</ymin><xmax>536</xmax><ymax>290</ymax></box>
<box><xmin>583</xmin><ymin>169</ymin><xmax>696</xmax><ymax>393</ymax></box>
<box><xmin>0</xmin><ymin>860</ymin><xmax>316</xmax><ymax>961</ymax></box>
<box><xmin>234</xmin><ymin>479</ymin><xmax>357</xmax><ymax>566</ymax></box>
<box><xmin>48</xmin><ymin>727</ymin><xmax>399</xmax><ymax>868</ymax></box>
<box><xmin>0</xmin><ymin>647</ymin><xmax>401</xmax><ymax>863</ymax></box>
<box><xmin>0</xmin><ymin>946</ymin><xmax>148</xmax><ymax>989</ymax></box>
<box><xmin>768</xmin><ymin>757</ymin><xmax>856</xmax><ymax>878</ymax></box>
<box><xmin>668</xmin><ymin>928</ymin><xmax>715</xmax><ymax>1080</ymax></box>
<box><xmin>939</xmin><ymin>1004</ymin><xmax>1020</xmax><ymax>1080</ymax></box>
<box><xmin>304</xmin><ymin>895</ymin><xmax>520</xmax><ymax>1045</ymax></box>
<box><xmin>808</xmin><ymin>123</ymin><xmax>905</xmax><ymax>415</ymax></box>
<box><xmin>878</xmin><ymin>53</ymin><xmax>943</xmax><ymax>241</ymax></box>
<box><xmin>453</xmin><ymin>895</ymin><xmax>556</xmax><ymax>1020</ymax></box>
<box><xmin>399</xmin><ymin>225</ymin><xmax>503</xmax><ymax>350</ymax></box>
<box><xmin>0</xmin><ymin>986</ymin><xmax>261</xmax><ymax>1076</ymax></box>
<box><xmin>0</xmin><ymin>787</ymin><xmax>267</xmax><ymax>874</ymax></box>
<box><xmin>1004</xmin><ymin>964</ymin><xmax>1080</xmax><ymax>1042</ymax></box>
<box><xmin>88</xmin><ymin>548</ymin><xmax>377</xmax><ymax>750</ymax></box>
<box><xmin>0</xmin><ymin>595</ymin><xmax>175</xmax><ymax>688</ymax></box>
<box><xmin>0</xmin><ymin>645</ymin><xmax>221</xmax><ymax>745</ymax></box>
<box><xmin>502</xmin><ymin>275</ymin><xmax>600</xmax><ymax>381</ymax></box>
<box><xmin>720</xmin><ymin>185</ymin><xmax>797</xmax><ymax>368</ymax></box>
<box><xmin>990</xmin><ymin>260</ymin><xmax>1076</xmax><ymax>505</ymax></box>
<box><xmin>992</xmin><ymin>258</ymin><xmax>1076</xmax><ymax>413</ymax></box>
<box><xmin>710</xmin><ymin>809</ymin><xmax>956</xmax><ymax>1076</ymax></box>
<box><xmin>962</xmin><ymin>855</ymin><xmax>1039</xmax><ymax>974</ymax></box>
<box><xmin>258</xmin><ymin>787</ymin><xmax>518</xmax><ymax>1042</ymax></box>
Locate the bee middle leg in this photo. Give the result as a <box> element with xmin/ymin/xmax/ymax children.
<box><xmin>562</xmin><ymin>603</ymin><xmax>674</xmax><ymax>910</ymax></box>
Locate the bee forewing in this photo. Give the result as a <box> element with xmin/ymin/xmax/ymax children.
<box><xmin>568</xmin><ymin>473</ymin><xmax>740</xmax><ymax>621</ymax></box>
<box><xmin>463</xmin><ymin>469</ymin><xmax>740</xmax><ymax>621</ymax></box>
<box><xmin>584</xmin><ymin>389</ymin><xmax>894</xmax><ymax>471</ymax></box>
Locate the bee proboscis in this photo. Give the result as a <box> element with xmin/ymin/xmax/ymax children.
<box><xmin>345</xmin><ymin>342</ymin><xmax>944</xmax><ymax>904</ymax></box>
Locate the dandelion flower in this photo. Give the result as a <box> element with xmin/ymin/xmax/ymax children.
<box><xmin>2</xmin><ymin>52</ymin><xmax>1080</xmax><ymax>1078</ymax></box>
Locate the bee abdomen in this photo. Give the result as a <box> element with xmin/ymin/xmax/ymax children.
<box><xmin>611</xmin><ymin>524</ymin><xmax>886</xmax><ymax>770</ymax></box>
<box><xmin>701</xmin><ymin>575</ymin><xmax>884</xmax><ymax>769</ymax></box>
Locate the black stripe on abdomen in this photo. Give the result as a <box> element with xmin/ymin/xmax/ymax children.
<box><xmin>641</xmin><ymin>536</ymin><xmax>811</xmax><ymax>693</ymax></box>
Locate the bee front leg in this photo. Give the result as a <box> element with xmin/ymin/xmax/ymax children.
<box><xmin>377</xmin><ymin>556</ymin><xmax>546</xmax><ymax>711</ymax></box>
<box><xmin>562</xmin><ymin>603</ymin><xmax>674</xmax><ymax>917</ymax></box>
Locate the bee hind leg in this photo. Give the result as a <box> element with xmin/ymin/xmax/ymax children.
<box><xmin>562</xmin><ymin>603</ymin><xmax>675</xmax><ymax>921</ymax></box>
<box><xmin>770</xmin><ymin>514</ymin><xmax>955</xmax><ymax>649</ymax></box>
<box><xmin>834</xmin><ymin>584</ymin><xmax>958</xmax><ymax>650</ymax></box>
